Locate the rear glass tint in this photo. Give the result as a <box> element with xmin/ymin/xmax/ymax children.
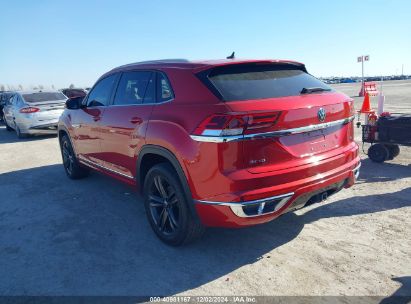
<box><xmin>207</xmin><ymin>64</ymin><xmax>332</xmax><ymax>101</ymax></box>
<box><xmin>63</xmin><ymin>89</ymin><xmax>86</xmax><ymax>98</ymax></box>
<box><xmin>22</xmin><ymin>92</ymin><xmax>67</xmax><ymax>103</ymax></box>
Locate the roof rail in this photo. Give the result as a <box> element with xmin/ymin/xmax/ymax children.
<box><xmin>117</xmin><ymin>59</ymin><xmax>190</xmax><ymax>69</ymax></box>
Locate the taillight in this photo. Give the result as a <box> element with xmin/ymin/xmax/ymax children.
<box><xmin>193</xmin><ymin>112</ymin><xmax>281</xmax><ymax>137</ymax></box>
<box><xmin>244</xmin><ymin>112</ymin><xmax>281</xmax><ymax>134</ymax></box>
<box><xmin>20</xmin><ymin>107</ymin><xmax>40</xmax><ymax>113</ymax></box>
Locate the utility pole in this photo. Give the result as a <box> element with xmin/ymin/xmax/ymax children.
<box><xmin>362</xmin><ymin>58</ymin><xmax>364</xmax><ymax>86</ymax></box>
<box><xmin>358</xmin><ymin>55</ymin><xmax>369</xmax><ymax>96</ymax></box>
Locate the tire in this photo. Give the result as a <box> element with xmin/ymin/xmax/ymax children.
<box><xmin>143</xmin><ymin>163</ymin><xmax>205</xmax><ymax>246</ymax></box>
<box><xmin>15</xmin><ymin>125</ymin><xmax>28</xmax><ymax>139</ymax></box>
<box><xmin>368</xmin><ymin>143</ymin><xmax>389</xmax><ymax>163</ymax></box>
<box><xmin>386</xmin><ymin>144</ymin><xmax>400</xmax><ymax>159</ymax></box>
<box><xmin>4</xmin><ymin>116</ymin><xmax>12</xmax><ymax>131</ymax></box>
<box><xmin>60</xmin><ymin>134</ymin><xmax>89</xmax><ymax>179</ymax></box>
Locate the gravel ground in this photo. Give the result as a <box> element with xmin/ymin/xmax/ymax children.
<box><xmin>0</xmin><ymin>80</ymin><xmax>410</xmax><ymax>300</ymax></box>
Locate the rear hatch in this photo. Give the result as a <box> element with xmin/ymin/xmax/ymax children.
<box><xmin>196</xmin><ymin>62</ymin><xmax>355</xmax><ymax>173</ymax></box>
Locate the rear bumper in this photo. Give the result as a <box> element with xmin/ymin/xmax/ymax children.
<box><xmin>26</xmin><ymin>123</ymin><xmax>58</xmax><ymax>134</ymax></box>
<box><xmin>194</xmin><ymin>146</ymin><xmax>360</xmax><ymax>227</ymax></box>
<box><xmin>19</xmin><ymin>121</ymin><xmax>59</xmax><ymax>134</ymax></box>
<box><xmin>16</xmin><ymin>111</ymin><xmax>62</xmax><ymax>135</ymax></box>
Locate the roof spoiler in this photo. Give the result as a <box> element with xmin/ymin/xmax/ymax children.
<box><xmin>193</xmin><ymin>60</ymin><xmax>307</xmax><ymax>73</ymax></box>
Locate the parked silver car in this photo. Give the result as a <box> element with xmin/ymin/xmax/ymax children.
<box><xmin>3</xmin><ymin>91</ymin><xmax>67</xmax><ymax>138</ymax></box>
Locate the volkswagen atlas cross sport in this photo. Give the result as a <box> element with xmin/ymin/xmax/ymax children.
<box><xmin>58</xmin><ymin>59</ymin><xmax>360</xmax><ymax>246</ymax></box>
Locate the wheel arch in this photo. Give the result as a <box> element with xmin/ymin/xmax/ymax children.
<box><xmin>58</xmin><ymin>126</ymin><xmax>77</xmax><ymax>156</ymax></box>
<box><xmin>137</xmin><ymin>145</ymin><xmax>199</xmax><ymax>219</ymax></box>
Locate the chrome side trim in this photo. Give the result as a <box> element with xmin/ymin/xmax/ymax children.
<box><xmin>190</xmin><ymin>116</ymin><xmax>355</xmax><ymax>143</ymax></box>
<box><xmin>78</xmin><ymin>156</ymin><xmax>134</xmax><ymax>180</ymax></box>
<box><xmin>106</xmin><ymin>98</ymin><xmax>174</xmax><ymax>107</ymax></box>
<box><xmin>190</xmin><ymin>134</ymin><xmax>243</xmax><ymax>143</ymax></box>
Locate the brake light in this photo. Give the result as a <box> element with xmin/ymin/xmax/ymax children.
<box><xmin>20</xmin><ymin>107</ymin><xmax>40</xmax><ymax>113</ymax></box>
<box><xmin>245</xmin><ymin>112</ymin><xmax>282</xmax><ymax>132</ymax></box>
<box><xmin>193</xmin><ymin>112</ymin><xmax>281</xmax><ymax>137</ymax></box>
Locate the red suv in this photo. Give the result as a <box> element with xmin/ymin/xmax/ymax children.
<box><xmin>58</xmin><ymin>59</ymin><xmax>360</xmax><ymax>246</ymax></box>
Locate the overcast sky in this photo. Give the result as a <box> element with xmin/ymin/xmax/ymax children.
<box><xmin>1</xmin><ymin>0</ymin><xmax>410</xmax><ymax>89</ymax></box>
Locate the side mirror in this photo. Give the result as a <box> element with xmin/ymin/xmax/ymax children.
<box><xmin>65</xmin><ymin>96</ymin><xmax>84</xmax><ymax>110</ymax></box>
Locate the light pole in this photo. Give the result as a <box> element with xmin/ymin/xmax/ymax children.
<box><xmin>358</xmin><ymin>55</ymin><xmax>369</xmax><ymax>96</ymax></box>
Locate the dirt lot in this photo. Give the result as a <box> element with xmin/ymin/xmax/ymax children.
<box><xmin>0</xmin><ymin>80</ymin><xmax>410</xmax><ymax>300</ymax></box>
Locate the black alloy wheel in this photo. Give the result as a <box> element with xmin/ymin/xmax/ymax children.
<box><xmin>143</xmin><ymin>163</ymin><xmax>204</xmax><ymax>246</ymax></box>
<box><xmin>148</xmin><ymin>174</ymin><xmax>180</xmax><ymax>236</ymax></box>
<box><xmin>60</xmin><ymin>135</ymin><xmax>89</xmax><ymax>179</ymax></box>
<box><xmin>62</xmin><ymin>138</ymin><xmax>75</xmax><ymax>176</ymax></box>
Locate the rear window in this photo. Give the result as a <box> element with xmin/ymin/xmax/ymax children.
<box><xmin>62</xmin><ymin>89</ymin><xmax>86</xmax><ymax>98</ymax></box>
<box><xmin>206</xmin><ymin>64</ymin><xmax>333</xmax><ymax>101</ymax></box>
<box><xmin>22</xmin><ymin>92</ymin><xmax>67</xmax><ymax>103</ymax></box>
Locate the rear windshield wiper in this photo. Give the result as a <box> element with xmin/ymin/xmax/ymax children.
<box><xmin>300</xmin><ymin>87</ymin><xmax>331</xmax><ymax>94</ymax></box>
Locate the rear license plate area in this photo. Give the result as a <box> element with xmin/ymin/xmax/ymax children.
<box><xmin>280</xmin><ymin>125</ymin><xmax>342</xmax><ymax>157</ymax></box>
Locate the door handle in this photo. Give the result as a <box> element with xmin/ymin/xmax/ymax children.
<box><xmin>129</xmin><ymin>117</ymin><xmax>142</xmax><ymax>124</ymax></box>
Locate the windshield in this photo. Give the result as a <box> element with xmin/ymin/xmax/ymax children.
<box><xmin>207</xmin><ymin>64</ymin><xmax>333</xmax><ymax>101</ymax></box>
<box><xmin>22</xmin><ymin>92</ymin><xmax>67</xmax><ymax>103</ymax></box>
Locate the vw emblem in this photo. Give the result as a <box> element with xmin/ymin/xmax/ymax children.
<box><xmin>318</xmin><ymin>108</ymin><xmax>326</xmax><ymax>122</ymax></box>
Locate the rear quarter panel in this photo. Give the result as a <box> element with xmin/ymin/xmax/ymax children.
<box><xmin>145</xmin><ymin>68</ymin><xmax>236</xmax><ymax>198</ymax></box>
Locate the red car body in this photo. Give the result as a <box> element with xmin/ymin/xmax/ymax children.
<box><xmin>59</xmin><ymin>59</ymin><xmax>360</xmax><ymax>230</ymax></box>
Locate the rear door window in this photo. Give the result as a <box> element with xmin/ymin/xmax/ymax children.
<box><xmin>205</xmin><ymin>64</ymin><xmax>333</xmax><ymax>101</ymax></box>
<box><xmin>113</xmin><ymin>71</ymin><xmax>154</xmax><ymax>105</ymax></box>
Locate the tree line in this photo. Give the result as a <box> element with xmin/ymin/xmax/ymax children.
<box><xmin>0</xmin><ymin>84</ymin><xmax>77</xmax><ymax>91</ymax></box>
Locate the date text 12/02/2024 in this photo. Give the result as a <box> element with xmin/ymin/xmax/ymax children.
<box><xmin>150</xmin><ymin>296</ymin><xmax>257</xmax><ymax>303</ymax></box>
